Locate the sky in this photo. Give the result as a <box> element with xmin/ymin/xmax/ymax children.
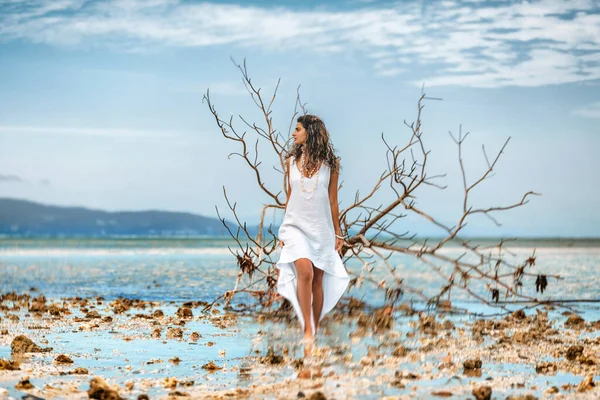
<box><xmin>0</xmin><ymin>0</ymin><xmax>599</xmax><ymax>237</ymax></box>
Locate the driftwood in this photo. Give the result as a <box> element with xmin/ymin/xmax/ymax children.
<box><xmin>202</xmin><ymin>58</ymin><xmax>562</xmax><ymax>316</ymax></box>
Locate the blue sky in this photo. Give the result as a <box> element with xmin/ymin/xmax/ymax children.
<box><xmin>0</xmin><ymin>0</ymin><xmax>599</xmax><ymax>237</ymax></box>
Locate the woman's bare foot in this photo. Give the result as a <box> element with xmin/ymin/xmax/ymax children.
<box><xmin>302</xmin><ymin>334</ymin><xmax>314</xmax><ymax>359</ymax></box>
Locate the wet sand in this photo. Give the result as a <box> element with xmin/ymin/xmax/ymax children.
<box><xmin>1</xmin><ymin>292</ymin><xmax>599</xmax><ymax>399</ymax></box>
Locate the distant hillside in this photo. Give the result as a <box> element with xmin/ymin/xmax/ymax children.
<box><xmin>0</xmin><ymin>198</ymin><xmax>251</xmax><ymax>237</ymax></box>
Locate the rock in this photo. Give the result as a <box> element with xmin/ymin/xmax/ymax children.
<box><xmin>297</xmin><ymin>391</ymin><xmax>306</xmax><ymax>398</ymax></box>
<box><xmin>189</xmin><ymin>332</ymin><xmax>201</xmax><ymax>341</ymax></box>
<box><xmin>15</xmin><ymin>377</ymin><xmax>34</xmax><ymax>390</ymax></box>
<box><xmin>564</xmin><ymin>315</ymin><xmax>585</xmax><ymax>329</ymax></box>
<box><xmin>535</xmin><ymin>362</ymin><xmax>556</xmax><ymax>374</ymax></box>
<box><xmin>163</xmin><ymin>377</ymin><xmax>177</xmax><ymax>389</ymax></box>
<box><xmin>137</xmin><ymin>395</ymin><xmax>149</xmax><ymax>400</ymax></box>
<box><xmin>373</xmin><ymin>306</ymin><xmax>393</xmax><ymax>331</ymax></box>
<box><xmin>511</xmin><ymin>309</ymin><xmax>527</xmax><ymax>320</ymax></box>
<box><xmin>54</xmin><ymin>354</ymin><xmax>74</xmax><ymax>364</ymax></box>
<box><xmin>298</xmin><ymin>369</ymin><xmax>311</xmax><ymax>379</ymax></box>
<box><xmin>392</xmin><ymin>345</ymin><xmax>408</xmax><ymax>357</ymax></box>
<box><xmin>432</xmin><ymin>390</ymin><xmax>453</xmax><ymax>397</ymax></box>
<box><xmin>506</xmin><ymin>395</ymin><xmax>537</xmax><ymax>400</ymax></box>
<box><xmin>102</xmin><ymin>316</ymin><xmax>113</xmax><ymax>323</ymax></box>
<box><xmin>201</xmin><ymin>361</ymin><xmax>222</xmax><ymax>371</ymax></box>
<box><xmin>463</xmin><ymin>358</ymin><xmax>482</xmax><ymax>370</ymax></box>
<box><xmin>357</xmin><ymin>313</ymin><xmax>372</xmax><ymax>327</ymax></box>
<box><xmin>0</xmin><ymin>358</ymin><xmax>20</xmax><ymax>370</ymax></box>
<box><xmin>419</xmin><ymin>314</ymin><xmax>441</xmax><ymax>335</ymax></box>
<box><xmin>152</xmin><ymin>309</ymin><xmax>164</xmax><ymax>318</ymax></box>
<box><xmin>395</xmin><ymin>370</ymin><xmax>420</xmax><ymax>379</ymax></box>
<box><xmin>11</xmin><ymin>335</ymin><xmax>52</xmax><ymax>354</ymax></box>
<box><xmin>70</xmin><ymin>367</ymin><xmax>88</xmax><ymax>374</ymax></box>
<box><xmin>307</xmin><ymin>392</ymin><xmax>326</xmax><ymax>400</ymax></box>
<box><xmin>577</xmin><ymin>374</ymin><xmax>595</xmax><ymax>392</ymax></box>
<box><xmin>88</xmin><ymin>377</ymin><xmax>124</xmax><ymax>400</ymax></box>
<box><xmin>86</xmin><ymin>311</ymin><xmax>102</xmax><ymax>319</ymax></box>
<box><xmin>168</xmin><ymin>391</ymin><xmax>190</xmax><ymax>397</ymax></box>
<box><xmin>260</xmin><ymin>346</ymin><xmax>283</xmax><ymax>365</ymax></box>
<box><xmin>472</xmin><ymin>385</ymin><xmax>491</xmax><ymax>400</ymax></box>
<box><xmin>566</xmin><ymin>345</ymin><xmax>584</xmax><ymax>361</ymax></box>
<box><xmin>168</xmin><ymin>357</ymin><xmax>181</xmax><ymax>364</ymax></box>
<box><xmin>166</xmin><ymin>327</ymin><xmax>183</xmax><ymax>339</ymax></box>
<box><xmin>360</xmin><ymin>356</ymin><xmax>374</xmax><ymax>366</ymax></box>
<box><xmin>151</xmin><ymin>328</ymin><xmax>161</xmax><ymax>338</ymax></box>
<box><xmin>545</xmin><ymin>387</ymin><xmax>559</xmax><ymax>394</ymax></box>
<box><xmin>176</xmin><ymin>306</ymin><xmax>193</xmax><ymax>319</ymax></box>
<box><xmin>179</xmin><ymin>380</ymin><xmax>194</xmax><ymax>387</ymax></box>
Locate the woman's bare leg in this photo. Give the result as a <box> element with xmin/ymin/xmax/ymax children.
<box><xmin>312</xmin><ymin>265</ymin><xmax>324</xmax><ymax>334</ymax></box>
<box><xmin>294</xmin><ymin>258</ymin><xmax>314</xmax><ymax>342</ymax></box>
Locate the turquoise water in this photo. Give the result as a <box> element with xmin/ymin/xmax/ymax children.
<box><xmin>1</xmin><ymin>237</ymin><xmax>599</xmax><ymax>308</ymax></box>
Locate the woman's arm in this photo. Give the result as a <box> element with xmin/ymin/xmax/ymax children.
<box><xmin>328</xmin><ymin>160</ymin><xmax>341</xmax><ymax>236</ymax></box>
<box><xmin>284</xmin><ymin>157</ymin><xmax>291</xmax><ymax>214</ymax></box>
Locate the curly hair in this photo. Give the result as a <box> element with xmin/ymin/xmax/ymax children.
<box><xmin>286</xmin><ymin>114</ymin><xmax>340</xmax><ymax>174</ymax></box>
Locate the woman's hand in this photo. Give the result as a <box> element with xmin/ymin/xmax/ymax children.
<box><xmin>280</xmin><ymin>240</ymin><xmax>285</xmax><ymax>248</ymax></box>
<box><xmin>335</xmin><ymin>237</ymin><xmax>344</xmax><ymax>256</ymax></box>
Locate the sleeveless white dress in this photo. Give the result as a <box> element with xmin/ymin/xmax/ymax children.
<box><xmin>276</xmin><ymin>155</ymin><xmax>351</xmax><ymax>335</ymax></box>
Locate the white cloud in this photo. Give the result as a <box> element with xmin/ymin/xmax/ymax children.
<box><xmin>1</xmin><ymin>0</ymin><xmax>599</xmax><ymax>88</ymax></box>
<box><xmin>572</xmin><ymin>101</ymin><xmax>600</xmax><ymax>119</ymax></box>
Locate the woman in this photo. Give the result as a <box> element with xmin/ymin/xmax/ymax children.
<box><xmin>276</xmin><ymin>114</ymin><xmax>350</xmax><ymax>358</ymax></box>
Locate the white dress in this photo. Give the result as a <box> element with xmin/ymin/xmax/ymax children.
<box><xmin>276</xmin><ymin>155</ymin><xmax>351</xmax><ymax>335</ymax></box>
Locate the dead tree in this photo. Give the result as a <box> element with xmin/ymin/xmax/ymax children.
<box><xmin>202</xmin><ymin>58</ymin><xmax>561</xmax><ymax>316</ymax></box>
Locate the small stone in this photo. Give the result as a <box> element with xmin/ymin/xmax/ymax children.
<box><xmin>298</xmin><ymin>369</ymin><xmax>312</xmax><ymax>379</ymax></box>
<box><xmin>163</xmin><ymin>377</ymin><xmax>177</xmax><ymax>389</ymax></box>
<box><xmin>535</xmin><ymin>361</ymin><xmax>557</xmax><ymax>374</ymax></box>
<box><xmin>86</xmin><ymin>311</ymin><xmax>102</xmax><ymax>319</ymax></box>
<box><xmin>392</xmin><ymin>345</ymin><xmax>408</xmax><ymax>357</ymax></box>
<box><xmin>15</xmin><ymin>377</ymin><xmax>34</xmax><ymax>390</ymax></box>
<box><xmin>564</xmin><ymin>315</ymin><xmax>585</xmax><ymax>329</ymax></box>
<box><xmin>432</xmin><ymin>390</ymin><xmax>453</xmax><ymax>397</ymax></box>
<box><xmin>189</xmin><ymin>332</ymin><xmax>201</xmax><ymax>341</ymax></box>
<box><xmin>54</xmin><ymin>354</ymin><xmax>74</xmax><ymax>364</ymax></box>
<box><xmin>166</xmin><ymin>327</ymin><xmax>183</xmax><ymax>339</ymax></box>
<box><xmin>463</xmin><ymin>358</ymin><xmax>482</xmax><ymax>370</ymax></box>
<box><xmin>577</xmin><ymin>374</ymin><xmax>595</xmax><ymax>392</ymax></box>
<box><xmin>545</xmin><ymin>387</ymin><xmax>559</xmax><ymax>394</ymax></box>
<box><xmin>137</xmin><ymin>395</ymin><xmax>150</xmax><ymax>400</ymax></box>
<box><xmin>0</xmin><ymin>358</ymin><xmax>20</xmax><ymax>370</ymax></box>
<box><xmin>152</xmin><ymin>309</ymin><xmax>164</xmax><ymax>318</ymax></box>
<box><xmin>168</xmin><ymin>391</ymin><xmax>190</xmax><ymax>397</ymax></box>
<box><xmin>566</xmin><ymin>345</ymin><xmax>584</xmax><ymax>361</ymax></box>
<box><xmin>151</xmin><ymin>328</ymin><xmax>161</xmax><ymax>338</ymax></box>
<box><xmin>176</xmin><ymin>306</ymin><xmax>193</xmax><ymax>319</ymax></box>
<box><xmin>88</xmin><ymin>377</ymin><xmax>124</xmax><ymax>400</ymax></box>
<box><xmin>307</xmin><ymin>392</ymin><xmax>327</xmax><ymax>400</ymax></box>
<box><xmin>11</xmin><ymin>335</ymin><xmax>52</xmax><ymax>354</ymax></box>
<box><xmin>201</xmin><ymin>361</ymin><xmax>222</xmax><ymax>371</ymax></box>
<box><xmin>472</xmin><ymin>385</ymin><xmax>491</xmax><ymax>400</ymax></box>
<box><xmin>70</xmin><ymin>367</ymin><xmax>88</xmax><ymax>375</ymax></box>
<box><xmin>168</xmin><ymin>357</ymin><xmax>181</xmax><ymax>364</ymax></box>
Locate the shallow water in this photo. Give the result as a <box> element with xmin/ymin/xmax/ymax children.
<box><xmin>1</xmin><ymin>238</ymin><xmax>599</xmax><ymax>398</ymax></box>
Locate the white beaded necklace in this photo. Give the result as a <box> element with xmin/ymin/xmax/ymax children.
<box><xmin>299</xmin><ymin>153</ymin><xmax>320</xmax><ymax>194</ymax></box>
